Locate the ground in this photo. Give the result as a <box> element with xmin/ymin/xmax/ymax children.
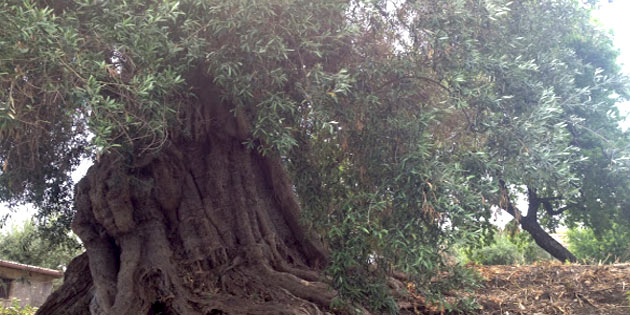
<box><xmin>40</xmin><ymin>254</ymin><xmax>630</xmax><ymax>314</ymax></box>
<box><xmin>473</xmin><ymin>262</ymin><xmax>630</xmax><ymax>315</ymax></box>
<box><xmin>400</xmin><ymin>262</ymin><xmax>630</xmax><ymax>314</ymax></box>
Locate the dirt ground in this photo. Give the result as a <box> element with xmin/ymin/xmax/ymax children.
<box><xmin>399</xmin><ymin>262</ymin><xmax>630</xmax><ymax>314</ymax></box>
<box><xmin>472</xmin><ymin>262</ymin><xmax>630</xmax><ymax>315</ymax></box>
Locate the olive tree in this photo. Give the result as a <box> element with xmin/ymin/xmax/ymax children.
<box><xmin>1</xmin><ymin>0</ymin><xmax>627</xmax><ymax>314</ymax></box>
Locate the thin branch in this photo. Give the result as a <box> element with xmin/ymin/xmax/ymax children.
<box><xmin>539</xmin><ymin>196</ymin><xmax>563</xmax><ymax>203</ymax></box>
<box><xmin>564</xmin><ymin>119</ymin><xmax>612</xmax><ymax>144</ymax></box>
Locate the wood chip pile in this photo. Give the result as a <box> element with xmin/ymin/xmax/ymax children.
<box><xmin>474</xmin><ymin>262</ymin><xmax>630</xmax><ymax>315</ymax></box>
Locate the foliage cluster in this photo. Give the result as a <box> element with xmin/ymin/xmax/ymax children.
<box><xmin>464</xmin><ymin>222</ymin><xmax>630</xmax><ymax>266</ymax></box>
<box><xmin>567</xmin><ymin>225</ymin><xmax>630</xmax><ymax>263</ymax></box>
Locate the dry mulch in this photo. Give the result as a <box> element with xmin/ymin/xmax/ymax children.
<box><xmin>473</xmin><ymin>262</ymin><xmax>630</xmax><ymax>315</ymax></box>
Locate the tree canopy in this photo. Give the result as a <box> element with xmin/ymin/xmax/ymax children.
<box><xmin>1</xmin><ymin>0</ymin><xmax>629</xmax><ymax>313</ymax></box>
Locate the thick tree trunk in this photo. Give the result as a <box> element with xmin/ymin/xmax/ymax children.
<box><xmin>36</xmin><ymin>253</ymin><xmax>93</xmax><ymax>314</ymax></box>
<box><xmin>39</xmin><ymin>137</ymin><xmax>334</xmax><ymax>315</ymax></box>
<box><xmin>39</xmin><ymin>78</ymin><xmax>337</xmax><ymax>314</ymax></box>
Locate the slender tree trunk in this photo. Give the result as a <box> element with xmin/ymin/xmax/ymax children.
<box><xmin>520</xmin><ymin>215</ymin><xmax>576</xmax><ymax>263</ymax></box>
<box><xmin>521</xmin><ymin>189</ymin><xmax>576</xmax><ymax>263</ymax></box>
<box><xmin>39</xmin><ymin>77</ymin><xmax>337</xmax><ymax>314</ymax></box>
<box><xmin>499</xmin><ymin>183</ymin><xmax>577</xmax><ymax>263</ymax></box>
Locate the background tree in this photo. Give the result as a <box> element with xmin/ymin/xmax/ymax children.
<box><xmin>0</xmin><ymin>220</ymin><xmax>82</xmax><ymax>270</ymax></box>
<box><xmin>428</xmin><ymin>0</ymin><xmax>630</xmax><ymax>262</ymax></box>
<box><xmin>0</xmin><ymin>0</ymin><xmax>628</xmax><ymax>314</ymax></box>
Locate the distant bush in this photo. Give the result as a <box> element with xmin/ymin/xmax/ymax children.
<box><xmin>521</xmin><ymin>241</ymin><xmax>554</xmax><ymax>263</ymax></box>
<box><xmin>457</xmin><ymin>222</ymin><xmax>553</xmax><ymax>265</ymax></box>
<box><xmin>0</xmin><ymin>299</ymin><xmax>36</xmax><ymax>315</ymax></box>
<box><xmin>505</xmin><ymin>225</ymin><xmax>553</xmax><ymax>264</ymax></box>
<box><xmin>468</xmin><ymin>235</ymin><xmax>523</xmax><ymax>265</ymax></box>
<box><xmin>567</xmin><ymin>224</ymin><xmax>630</xmax><ymax>264</ymax></box>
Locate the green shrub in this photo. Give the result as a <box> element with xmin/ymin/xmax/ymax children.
<box><xmin>521</xmin><ymin>240</ymin><xmax>553</xmax><ymax>263</ymax></box>
<box><xmin>457</xmin><ymin>223</ymin><xmax>553</xmax><ymax>265</ymax></box>
<box><xmin>504</xmin><ymin>225</ymin><xmax>553</xmax><ymax>264</ymax></box>
<box><xmin>468</xmin><ymin>236</ymin><xmax>524</xmax><ymax>265</ymax></box>
<box><xmin>567</xmin><ymin>224</ymin><xmax>630</xmax><ymax>263</ymax></box>
<box><xmin>0</xmin><ymin>299</ymin><xmax>36</xmax><ymax>315</ymax></box>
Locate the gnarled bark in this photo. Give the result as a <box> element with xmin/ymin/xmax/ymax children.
<box><xmin>39</xmin><ymin>137</ymin><xmax>334</xmax><ymax>315</ymax></box>
<box><xmin>36</xmin><ymin>252</ymin><xmax>93</xmax><ymax>315</ymax></box>
<box><xmin>39</xmin><ymin>78</ymin><xmax>336</xmax><ymax>314</ymax></box>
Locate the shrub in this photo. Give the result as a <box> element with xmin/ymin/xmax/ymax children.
<box><xmin>521</xmin><ymin>240</ymin><xmax>554</xmax><ymax>263</ymax></box>
<box><xmin>504</xmin><ymin>225</ymin><xmax>553</xmax><ymax>264</ymax></box>
<box><xmin>567</xmin><ymin>225</ymin><xmax>630</xmax><ymax>263</ymax></box>
<box><xmin>457</xmin><ymin>223</ymin><xmax>553</xmax><ymax>265</ymax></box>
<box><xmin>468</xmin><ymin>236</ymin><xmax>524</xmax><ymax>265</ymax></box>
<box><xmin>0</xmin><ymin>299</ymin><xmax>36</xmax><ymax>315</ymax></box>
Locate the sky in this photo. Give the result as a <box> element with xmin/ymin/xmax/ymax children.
<box><xmin>1</xmin><ymin>1</ymin><xmax>630</xmax><ymax>231</ymax></box>
<box><xmin>594</xmin><ymin>0</ymin><xmax>630</xmax><ymax>124</ymax></box>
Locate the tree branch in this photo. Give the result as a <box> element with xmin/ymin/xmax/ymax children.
<box><xmin>498</xmin><ymin>179</ymin><xmax>523</xmax><ymax>221</ymax></box>
<box><xmin>541</xmin><ymin>200</ymin><xmax>571</xmax><ymax>216</ymax></box>
<box><xmin>538</xmin><ymin>196</ymin><xmax>563</xmax><ymax>203</ymax></box>
<box><xmin>526</xmin><ymin>186</ymin><xmax>540</xmax><ymax>221</ymax></box>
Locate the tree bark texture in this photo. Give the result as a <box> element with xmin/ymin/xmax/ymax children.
<box><xmin>39</xmin><ymin>80</ymin><xmax>336</xmax><ymax>314</ymax></box>
<box><xmin>36</xmin><ymin>252</ymin><xmax>93</xmax><ymax>314</ymax></box>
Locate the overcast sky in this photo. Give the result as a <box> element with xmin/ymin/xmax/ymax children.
<box><xmin>2</xmin><ymin>1</ymin><xmax>630</xmax><ymax>231</ymax></box>
<box><xmin>595</xmin><ymin>0</ymin><xmax>630</xmax><ymax>124</ymax></box>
